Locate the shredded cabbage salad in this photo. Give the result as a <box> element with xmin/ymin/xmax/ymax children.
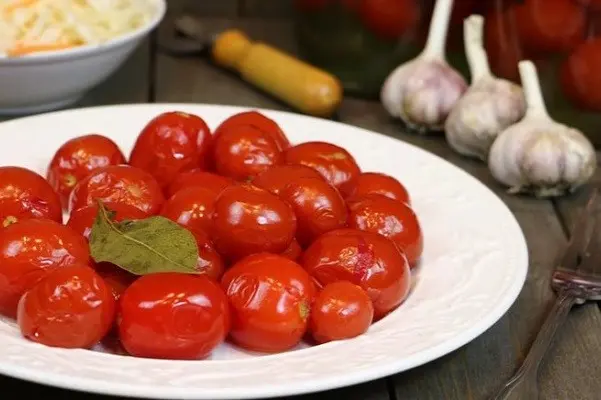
<box><xmin>0</xmin><ymin>0</ymin><xmax>156</xmax><ymax>57</ymax></box>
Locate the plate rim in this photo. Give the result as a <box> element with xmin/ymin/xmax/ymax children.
<box><xmin>0</xmin><ymin>103</ymin><xmax>529</xmax><ymax>399</ymax></box>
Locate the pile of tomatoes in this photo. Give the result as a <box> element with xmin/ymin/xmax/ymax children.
<box><xmin>0</xmin><ymin>110</ymin><xmax>423</xmax><ymax>360</ymax></box>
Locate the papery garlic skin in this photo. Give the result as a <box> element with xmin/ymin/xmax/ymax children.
<box><xmin>445</xmin><ymin>77</ymin><xmax>525</xmax><ymax>160</ymax></box>
<box><xmin>488</xmin><ymin>119</ymin><xmax>596</xmax><ymax>197</ymax></box>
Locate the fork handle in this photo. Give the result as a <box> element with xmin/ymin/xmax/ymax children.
<box><xmin>491</xmin><ymin>290</ymin><xmax>577</xmax><ymax>400</ymax></box>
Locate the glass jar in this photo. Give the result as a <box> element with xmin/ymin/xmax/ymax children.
<box><xmin>294</xmin><ymin>0</ymin><xmax>601</xmax><ymax>147</ymax></box>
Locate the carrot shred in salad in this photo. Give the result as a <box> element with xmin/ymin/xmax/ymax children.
<box><xmin>0</xmin><ymin>0</ymin><xmax>156</xmax><ymax>57</ymax></box>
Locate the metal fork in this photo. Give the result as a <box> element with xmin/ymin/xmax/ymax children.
<box><xmin>492</xmin><ymin>188</ymin><xmax>601</xmax><ymax>400</ymax></box>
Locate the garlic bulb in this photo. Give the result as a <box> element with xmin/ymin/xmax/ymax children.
<box><xmin>488</xmin><ymin>61</ymin><xmax>596</xmax><ymax>197</ymax></box>
<box><xmin>445</xmin><ymin>15</ymin><xmax>526</xmax><ymax>161</ymax></box>
<box><xmin>381</xmin><ymin>0</ymin><xmax>467</xmax><ymax>133</ymax></box>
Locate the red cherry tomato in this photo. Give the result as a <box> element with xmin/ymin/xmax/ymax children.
<box><xmin>0</xmin><ymin>219</ymin><xmax>90</xmax><ymax>317</ymax></box>
<box><xmin>252</xmin><ymin>164</ymin><xmax>324</xmax><ymax>196</ymax></box>
<box><xmin>561</xmin><ymin>38</ymin><xmax>601</xmax><ymax>111</ymax></box>
<box><xmin>211</xmin><ymin>184</ymin><xmax>297</xmax><ymax>262</ymax></box>
<box><xmin>512</xmin><ymin>0</ymin><xmax>586</xmax><ymax>55</ymax></box>
<box><xmin>166</xmin><ymin>170</ymin><xmax>233</xmax><ymax>198</ymax></box>
<box><xmin>67</xmin><ymin>202</ymin><xmax>149</xmax><ymax>240</ymax></box>
<box><xmin>359</xmin><ymin>0</ymin><xmax>420</xmax><ymax>41</ymax></box>
<box><xmin>160</xmin><ymin>187</ymin><xmax>221</xmax><ymax>235</ymax></box>
<box><xmin>212</xmin><ymin>125</ymin><xmax>283</xmax><ymax>181</ymax></box>
<box><xmin>0</xmin><ymin>166</ymin><xmax>62</xmax><ymax>227</ymax></box>
<box><xmin>17</xmin><ymin>264</ymin><xmax>115</xmax><ymax>349</ymax></box>
<box><xmin>221</xmin><ymin>253</ymin><xmax>314</xmax><ymax>353</ymax></box>
<box><xmin>340</xmin><ymin>172</ymin><xmax>410</xmax><ymax>204</ymax></box>
<box><xmin>69</xmin><ymin>165</ymin><xmax>165</xmax><ymax>215</ymax></box>
<box><xmin>284</xmin><ymin>141</ymin><xmax>361</xmax><ymax>190</ymax></box>
<box><xmin>94</xmin><ymin>262</ymin><xmax>136</xmax><ymax>301</ymax></box>
<box><xmin>47</xmin><ymin>134</ymin><xmax>126</xmax><ymax>206</ymax></box>
<box><xmin>280</xmin><ymin>238</ymin><xmax>303</xmax><ymax>261</ymax></box>
<box><xmin>347</xmin><ymin>194</ymin><xmax>423</xmax><ymax>266</ymax></box>
<box><xmin>118</xmin><ymin>273</ymin><xmax>230</xmax><ymax>360</ymax></box>
<box><xmin>214</xmin><ymin>111</ymin><xmax>290</xmax><ymax>152</ymax></box>
<box><xmin>129</xmin><ymin>111</ymin><xmax>213</xmax><ymax>189</ymax></box>
<box><xmin>279</xmin><ymin>177</ymin><xmax>348</xmax><ymax>247</ymax></box>
<box><xmin>309</xmin><ymin>281</ymin><xmax>374</xmax><ymax>344</ymax></box>
<box><xmin>189</xmin><ymin>228</ymin><xmax>225</xmax><ymax>281</ymax></box>
<box><xmin>302</xmin><ymin>229</ymin><xmax>411</xmax><ymax>319</ymax></box>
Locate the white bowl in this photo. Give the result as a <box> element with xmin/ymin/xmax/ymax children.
<box><xmin>0</xmin><ymin>0</ymin><xmax>166</xmax><ymax>116</ymax></box>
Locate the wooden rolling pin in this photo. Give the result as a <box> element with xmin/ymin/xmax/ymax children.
<box><xmin>170</xmin><ymin>17</ymin><xmax>343</xmax><ymax>118</ymax></box>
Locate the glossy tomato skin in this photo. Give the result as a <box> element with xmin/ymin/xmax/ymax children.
<box><xmin>211</xmin><ymin>184</ymin><xmax>297</xmax><ymax>262</ymax></box>
<box><xmin>347</xmin><ymin>194</ymin><xmax>423</xmax><ymax>266</ymax></box>
<box><xmin>221</xmin><ymin>253</ymin><xmax>314</xmax><ymax>353</ymax></box>
<box><xmin>129</xmin><ymin>111</ymin><xmax>213</xmax><ymax>190</ymax></box>
<box><xmin>213</xmin><ymin>125</ymin><xmax>283</xmax><ymax>181</ymax></box>
<box><xmin>160</xmin><ymin>187</ymin><xmax>222</xmax><ymax>235</ymax></box>
<box><xmin>0</xmin><ymin>166</ymin><xmax>62</xmax><ymax>227</ymax></box>
<box><xmin>67</xmin><ymin>202</ymin><xmax>150</xmax><ymax>240</ymax></box>
<box><xmin>214</xmin><ymin>111</ymin><xmax>290</xmax><ymax>151</ymax></box>
<box><xmin>17</xmin><ymin>264</ymin><xmax>115</xmax><ymax>349</ymax></box>
<box><xmin>0</xmin><ymin>219</ymin><xmax>91</xmax><ymax>318</ymax></box>
<box><xmin>310</xmin><ymin>281</ymin><xmax>374</xmax><ymax>344</ymax></box>
<box><xmin>166</xmin><ymin>170</ymin><xmax>233</xmax><ymax>198</ymax></box>
<box><xmin>284</xmin><ymin>141</ymin><xmax>361</xmax><ymax>190</ymax></box>
<box><xmin>340</xmin><ymin>172</ymin><xmax>410</xmax><ymax>204</ymax></box>
<box><xmin>302</xmin><ymin>229</ymin><xmax>411</xmax><ymax>319</ymax></box>
<box><xmin>252</xmin><ymin>164</ymin><xmax>324</xmax><ymax>196</ymax></box>
<box><xmin>279</xmin><ymin>177</ymin><xmax>348</xmax><ymax>247</ymax></box>
<box><xmin>47</xmin><ymin>134</ymin><xmax>126</xmax><ymax>206</ymax></box>
<box><xmin>280</xmin><ymin>238</ymin><xmax>303</xmax><ymax>261</ymax></box>
<box><xmin>69</xmin><ymin>165</ymin><xmax>165</xmax><ymax>215</ymax></box>
<box><xmin>189</xmin><ymin>228</ymin><xmax>225</xmax><ymax>281</ymax></box>
<box><xmin>118</xmin><ymin>273</ymin><xmax>230</xmax><ymax>360</ymax></box>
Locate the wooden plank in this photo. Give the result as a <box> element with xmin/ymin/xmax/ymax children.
<box><xmin>339</xmin><ymin>98</ymin><xmax>601</xmax><ymax>400</ymax></box>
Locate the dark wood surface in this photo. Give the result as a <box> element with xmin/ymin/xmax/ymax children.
<box><xmin>2</xmin><ymin>3</ymin><xmax>601</xmax><ymax>399</ymax></box>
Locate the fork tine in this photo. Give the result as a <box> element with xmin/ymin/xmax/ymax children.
<box><xmin>559</xmin><ymin>188</ymin><xmax>599</xmax><ymax>270</ymax></box>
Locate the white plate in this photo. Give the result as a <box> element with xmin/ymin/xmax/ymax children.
<box><xmin>0</xmin><ymin>104</ymin><xmax>528</xmax><ymax>399</ymax></box>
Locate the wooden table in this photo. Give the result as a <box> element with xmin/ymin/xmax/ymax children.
<box><xmin>2</xmin><ymin>4</ymin><xmax>601</xmax><ymax>400</ymax></box>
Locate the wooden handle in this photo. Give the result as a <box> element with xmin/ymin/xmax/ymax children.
<box><xmin>211</xmin><ymin>29</ymin><xmax>343</xmax><ymax>118</ymax></box>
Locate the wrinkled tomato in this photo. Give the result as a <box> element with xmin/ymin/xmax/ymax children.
<box><xmin>67</xmin><ymin>202</ymin><xmax>149</xmax><ymax>240</ymax></box>
<box><xmin>302</xmin><ymin>229</ymin><xmax>411</xmax><ymax>319</ymax></box>
<box><xmin>358</xmin><ymin>0</ymin><xmax>420</xmax><ymax>41</ymax></box>
<box><xmin>17</xmin><ymin>264</ymin><xmax>115</xmax><ymax>349</ymax></box>
<box><xmin>212</xmin><ymin>125</ymin><xmax>283</xmax><ymax>181</ymax></box>
<box><xmin>252</xmin><ymin>164</ymin><xmax>324</xmax><ymax>196</ymax></box>
<box><xmin>118</xmin><ymin>273</ymin><xmax>230</xmax><ymax>360</ymax></box>
<box><xmin>561</xmin><ymin>38</ymin><xmax>601</xmax><ymax>112</ymax></box>
<box><xmin>93</xmin><ymin>262</ymin><xmax>136</xmax><ymax>301</ymax></box>
<box><xmin>280</xmin><ymin>238</ymin><xmax>303</xmax><ymax>261</ymax></box>
<box><xmin>0</xmin><ymin>166</ymin><xmax>62</xmax><ymax>227</ymax></box>
<box><xmin>279</xmin><ymin>176</ymin><xmax>348</xmax><ymax>247</ymax></box>
<box><xmin>166</xmin><ymin>170</ymin><xmax>233</xmax><ymax>198</ymax></box>
<box><xmin>0</xmin><ymin>219</ymin><xmax>90</xmax><ymax>318</ymax></box>
<box><xmin>285</xmin><ymin>141</ymin><xmax>361</xmax><ymax>190</ymax></box>
<box><xmin>160</xmin><ymin>187</ymin><xmax>221</xmax><ymax>235</ymax></box>
<box><xmin>47</xmin><ymin>134</ymin><xmax>126</xmax><ymax>206</ymax></box>
<box><xmin>340</xmin><ymin>172</ymin><xmax>410</xmax><ymax>204</ymax></box>
<box><xmin>129</xmin><ymin>111</ymin><xmax>213</xmax><ymax>189</ymax></box>
<box><xmin>189</xmin><ymin>228</ymin><xmax>225</xmax><ymax>281</ymax></box>
<box><xmin>213</xmin><ymin>111</ymin><xmax>290</xmax><ymax>151</ymax></box>
<box><xmin>309</xmin><ymin>281</ymin><xmax>373</xmax><ymax>344</ymax></box>
<box><xmin>211</xmin><ymin>184</ymin><xmax>297</xmax><ymax>262</ymax></box>
<box><xmin>221</xmin><ymin>253</ymin><xmax>314</xmax><ymax>353</ymax></box>
<box><xmin>347</xmin><ymin>194</ymin><xmax>423</xmax><ymax>266</ymax></box>
<box><xmin>69</xmin><ymin>165</ymin><xmax>165</xmax><ymax>215</ymax></box>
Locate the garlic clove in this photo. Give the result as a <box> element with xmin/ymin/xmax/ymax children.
<box><xmin>380</xmin><ymin>0</ymin><xmax>467</xmax><ymax>132</ymax></box>
<box><xmin>444</xmin><ymin>15</ymin><xmax>526</xmax><ymax>161</ymax></box>
<box><xmin>488</xmin><ymin>60</ymin><xmax>596</xmax><ymax>197</ymax></box>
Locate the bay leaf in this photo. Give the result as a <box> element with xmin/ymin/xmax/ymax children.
<box><xmin>89</xmin><ymin>201</ymin><xmax>199</xmax><ymax>275</ymax></box>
